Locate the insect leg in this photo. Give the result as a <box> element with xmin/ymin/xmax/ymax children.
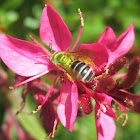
<box><xmin>56</xmin><ymin>63</ymin><xmax>75</xmax><ymax>83</ymax></box>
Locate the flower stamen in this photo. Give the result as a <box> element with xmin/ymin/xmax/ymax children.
<box><xmin>32</xmin><ymin>105</ymin><xmax>42</xmax><ymax>114</ymax></box>
<box><xmin>9</xmin><ymin>70</ymin><xmax>51</xmax><ymax>89</ymax></box>
<box><xmin>47</xmin><ymin>118</ymin><xmax>59</xmax><ymax>139</ymax></box>
<box><xmin>69</xmin><ymin>9</ymin><xmax>84</xmax><ymax>52</ymax></box>
<box><xmin>117</xmin><ymin>113</ymin><xmax>128</xmax><ymax>126</ymax></box>
<box><xmin>78</xmin><ymin>8</ymin><xmax>84</xmax><ymax>27</ymax></box>
<box><xmin>78</xmin><ymin>81</ymin><xmax>95</xmax><ymax>99</ymax></box>
<box><xmin>32</xmin><ymin>72</ymin><xmax>60</xmax><ymax>114</ymax></box>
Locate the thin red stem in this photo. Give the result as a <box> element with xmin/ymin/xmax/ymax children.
<box><xmin>33</xmin><ymin>72</ymin><xmax>60</xmax><ymax>113</ymax></box>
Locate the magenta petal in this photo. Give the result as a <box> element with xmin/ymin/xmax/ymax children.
<box><xmin>104</xmin><ymin>107</ymin><xmax>117</xmax><ymax>119</ymax></box>
<box><xmin>95</xmin><ymin>92</ymin><xmax>117</xmax><ymax>118</ymax></box>
<box><xmin>78</xmin><ymin>43</ymin><xmax>109</xmax><ymax>68</ymax></box>
<box><xmin>57</xmin><ymin>77</ymin><xmax>78</xmax><ymax>131</ymax></box>
<box><xmin>97</xmin><ymin>27</ymin><xmax>118</xmax><ymax>65</ymax></box>
<box><xmin>109</xmin><ymin>23</ymin><xmax>134</xmax><ymax>64</ymax></box>
<box><xmin>98</xmin><ymin>27</ymin><xmax>117</xmax><ymax>51</ymax></box>
<box><xmin>98</xmin><ymin>23</ymin><xmax>135</xmax><ymax>64</ymax></box>
<box><xmin>116</xmin><ymin>22</ymin><xmax>135</xmax><ymax>56</ymax></box>
<box><xmin>0</xmin><ymin>34</ymin><xmax>53</xmax><ymax>77</ymax></box>
<box><xmin>95</xmin><ymin>92</ymin><xmax>112</xmax><ymax>104</ymax></box>
<box><xmin>40</xmin><ymin>5</ymin><xmax>72</xmax><ymax>52</ymax></box>
<box><xmin>95</xmin><ymin>104</ymin><xmax>116</xmax><ymax>140</ymax></box>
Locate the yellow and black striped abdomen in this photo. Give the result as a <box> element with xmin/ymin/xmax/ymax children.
<box><xmin>71</xmin><ymin>61</ymin><xmax>94</xmax><ymax>83</ymax></box>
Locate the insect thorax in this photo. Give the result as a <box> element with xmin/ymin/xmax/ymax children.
<box><xmin>51</xmin><ymin>52</ymin><xmax>73</xmax><ymax>67</ymax></box>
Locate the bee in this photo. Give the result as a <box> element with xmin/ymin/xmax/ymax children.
<box><xmin>50</xmin><ymin>50</ymin><xmax>99</xmax><ymax>83</ymax></box>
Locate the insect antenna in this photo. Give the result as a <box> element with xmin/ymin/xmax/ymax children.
<box><xmin>36</xmin><ymin>40</ymin><xmax>55</xmax><ymax>59</ymax></box>
<box><xmin>36</xmin><ymin>55</ymin><xmax>50</xmax><ymax>58</ymax></box>
<box><xmin>49</xmin><ymin>40</ymin><xmax>55</xmax><ymax>54</ymax></box>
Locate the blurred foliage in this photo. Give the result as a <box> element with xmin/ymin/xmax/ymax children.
<box><xmin>0</xmin><ymin>0</ymin><xmax>140</xmax><ymax>140</ymax></box>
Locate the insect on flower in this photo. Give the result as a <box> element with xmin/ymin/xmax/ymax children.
<box><xmin>35</xmin><ymin>8</ymin><xmax>108</xmax><ymax>85</ymax></box>
<box><xmin>41</xmin><ymin>50</ymin><xmax>107</xmax><ymax>83</ymax></box>
<box><xmin>52</xmin><ymin>51</ymin><xmax>96</xmax><ymax>83</ymax></box>
<box><xmin>0</xmin><ymin>4</ymin><xmax>138</xmax><ymax>140</ymax></box>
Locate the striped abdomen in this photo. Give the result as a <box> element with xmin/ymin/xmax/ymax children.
<box><xmin>71</xmin><ymin>61</ymin><xmax>94</xmax><ymax>83</ymax></box>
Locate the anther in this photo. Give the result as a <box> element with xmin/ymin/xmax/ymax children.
<box><xmin>32</xmin><ymin>105</ymin><xmax>42</xmax><ymax>114</ymax></box>
<box><xmin>117</xmin><ymin>113</ymin><xmax>128</xmax><ymax>126</ymax></box>
<box><xmin>78</xmin><ymin>8</ymin><xmax>84</xmax><ymax>27</ymax></box>
<box><xmin>9</xmin><ymin>86</ymin><xmax>14</xmax><ymax>90</ymax></box>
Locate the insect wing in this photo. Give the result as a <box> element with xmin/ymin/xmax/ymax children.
<box><xmin>56</xmin><ymin>63</ymin><xmax>82</xmax><ymax>82</ymax></box>
<box><xmin>66</xmin><ymin>50</ymin><xmax>97</xmax><ymax>68</ymax></box>
<box><xmin>67</xmin><ymin>49</ymin><xmax>96</xmax><ymax>60</ymax></box>
<box><xmin>77</xmin><ymin>49</ymin><xmax>96</xmax><ymax>60</ymax></box>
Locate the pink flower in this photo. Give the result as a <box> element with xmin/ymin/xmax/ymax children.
<box><xmin>97</xmin><ymin>23</ymin><xmax>135</xmax><ymax>65</ymax></box>
<box><xmin>83</xmin><ymin>22</ymin><xmax>136</xmax><ymax>139</ymax></box>
<box><xmin>77</xmin><ymin>21</ymin><xmax>135</xmax><ymax>140</ymax></box>
<box><xmin>0</xmin><ymin>4</ymin><xmax>137</xmax><ymax>140</ymax></box>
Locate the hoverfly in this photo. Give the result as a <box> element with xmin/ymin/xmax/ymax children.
<box><xmin>50</xmin><ymin>50</ymin><xmax>100</xmax><ymax>83</ymax></box>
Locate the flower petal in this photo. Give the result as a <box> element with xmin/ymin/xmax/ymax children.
<box><xmin>117</xmin><ymin>57</ymin><xmax>140</xmax><ymax>89</ymax></box>
<box><xmin>116</xmin><ymin>22</ymin><xmax>135</xmax><ymax>57</ymax></box>
<box><xmin>78</xmin><ymin>43</ymin><xmax>109</xmax><ymax>68</ymax></box>
<box><xmin>0</xmin><ymin>34</ymin><xmax>53</xmax><ymax>77</ymax></box>
<box><xmin>41</xmin><ymin>100</ymin><xmax>56</xmax><ymax>133</ymax></box>
<box><xmin>98</xmin><ymin>23</ymin><xmax>135</xmax><ymax>64</ymax></box>
<box><xmin>97</xmin><ymin>27</ymin><xmax>117</xmax><ymax>64</ymax></box>
<box><xmin>57</xmin><ymin>77</ymin><xmax>78</xmax><ymax>131</ymax></box>
<box><xmin>40</xmin><ymin>5</ymin><xmax>72</xmax><ymax>52</ymax></box>
<box><xmin>95</xmin><ymin>104</ymin><xmax>116</xmax><ymax>140</ymax></box>
<box><xmin>107</xmin><ymin>89</ymin><xmax>140</xmax><ymax>114</ymax></box>
<box><xmin>95</xmin><ymin>92</ymin><xmax>117</xmax><ymax>119</ymax></box>
<box><xmin>95</xmin><ymin>92</ymin><xmax>112</xmax><ymax>104</ymax></box>
<box><xmin>98</xmin><ymin>27</ymin><xmax>117</xmax><ymax>51</ymax></box>
<box><xmin>110</xmin><ymin>23</ymin><xmax>135</xmax><ymax>64</ymax></box>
